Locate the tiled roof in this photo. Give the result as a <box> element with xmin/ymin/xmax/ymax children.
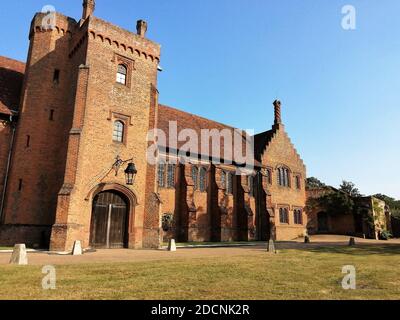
<box><xmin>0</xmin><ymin>56</ymin><xmax>25</xmax><ymax>116</ymax></box>
<box><xmin>157</xmin><ymin>104</ymin><xmax>260</xmax><ymax>167</ymax></box>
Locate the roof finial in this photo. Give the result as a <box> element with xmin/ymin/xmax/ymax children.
<box><xmin>82</xmin><ymin>0</ymin><xmax>95</xmax><ymax>20</ymax></box>
<box><xmin>273</xmin><ymin>99</ymin><xmax>282</xmax><ymax>125</ymax></box>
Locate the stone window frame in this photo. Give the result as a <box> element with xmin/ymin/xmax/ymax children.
<box><xmin>112</xmin><ymin>53</ymin><xmax>135</xmax><ymax>88</ymax></box>
<box><xmin>157</xmin><ymin>159</ymin><xmax>176</xmax><ymax>189</ymax></box>
<box><xmin>157</xmin><ymin>162</ymin><xmax>166</xmax><ymax>188</ymax></box>
<box><xmin>276</xmin><ymin>165</ymin><xmax>291</xmax><ymax>188</ymax></box>
<box><xmin>199</xmin><ymin>166</ymin><xmax>207</xmax><ymax>192</ymax></box>
<box><xmin>112</xmin><ymin>120</ymin><xmax>125</xmax><ymax>143</ymax></box>
<box><xmin>278</xmin><ymin>206</ymin><xmax>290</xmax><ymax>225</ymax></box>
<box><xmin>294</xmin><ymin>173</ymin><xmax>302</xmax><ymax>190</ymax></box>
<box><xmin>265</xmin><ymin>167</ymin><xmax>273</xmax><ymax>185</ymax></box>
<box><xmin>189</xmin><ymin>164</ymin><xmax>209</xmax><ymax>193</ymax></box>
<box><xmin>166</xmin><ymin>163</ymin><xmax>176</xmax><ymax>189</ymax></box>
<box><xmin>293</xmin><ymin>208</ymin><xmax>303</xmax><ymax>225</ymax></box>
<box><xmin>107</xmin><ymin>111</ymin><xmax>132</xmax><ymax>146</ymax></box>
<box><xmin>191</xmin><ymin>166</ymin><xmax>199</xmax><ymax>191</ymax></box>
<box><xmin>116</xmin><ymin>64</ymin><xmax>127</xmax><ymax>85</ymax></box>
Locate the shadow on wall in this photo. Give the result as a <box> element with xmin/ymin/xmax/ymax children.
<box><xmin>0</xmin><ymin>67</ymin><xmax>24</xmax><ymax>113</ymax></box>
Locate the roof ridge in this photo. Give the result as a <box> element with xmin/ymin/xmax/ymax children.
<box><xmin>158</xmin><ymin>103</ymin><xmax>239</xmax><ymax>131</ymax></box>
<box><xmin>0</xmin><ymin>55</ymin><xmax>26</xmax><ymax>66</ymax></box>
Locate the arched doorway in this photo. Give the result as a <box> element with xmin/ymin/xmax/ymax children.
<box><xmin>90</xmin><ymin>191</ymin><xmax>129</xmax><ymax>249</ymax></box>
<box><xmin>317</xmin><ymin>211</ymin><xmax>329</xmax><ymax>233</ymax></box>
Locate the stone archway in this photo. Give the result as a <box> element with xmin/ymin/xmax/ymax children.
<box><xmin>88</xmin><ymin>184</ymin><xmax>137</xmax><ymax>249</ymax></box>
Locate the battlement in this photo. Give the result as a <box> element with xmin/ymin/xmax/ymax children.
<box><xmin>28</xmin><ymin>11</ymin><xmax>161</xmax><ymax>65</ymax></box>
<box><xmin>88</xmin><ymin>16</ymin><xmax>161</xmax><ymax>62</ymax></box>
<box><xmin>29</xmin><ymin>12</ymin><xmax>78</xmax><ymax>40</ymax></box>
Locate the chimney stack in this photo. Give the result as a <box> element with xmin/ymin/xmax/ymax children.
<box><xmin>136</xmin><ymin>20</ymin><xmax>148</xmax><ymax>38</ymax></box>
<box><xmin>82</xmin><ymin>0</ymin><xmax>95</xmax><ymax>20</ymax></box>
<box><xmin>273</xmin><ymin>100</ymin><xmax>282</xmax><ymax>125</ymax></box>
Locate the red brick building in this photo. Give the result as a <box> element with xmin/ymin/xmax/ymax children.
<box><xmin>0</xmin><ymin>1</ymin><xmax>307</xmax><ymax>251</ymax></box>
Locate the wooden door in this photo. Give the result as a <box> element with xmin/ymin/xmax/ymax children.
<box><xmin>90</xmin><ymin>191</ymin><xmax>128</xmax><ymax>249</ymax></box>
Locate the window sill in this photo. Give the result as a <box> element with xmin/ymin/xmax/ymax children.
<box><xmin>159</xmin><ymin>186</ymin><xmax>176</xmax><ymax>190</ymax></box>
<box><xmin>114</xmin><ymin>82</ymin><xmax>130</xmax><ymax>89</ymax></box>
<box><xmin>112</xmin><ymin>141</ymin><xmax>126</xmax><ymax>146</ymax></box>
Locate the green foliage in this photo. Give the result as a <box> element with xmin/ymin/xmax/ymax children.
<box><xmin>339</xmin><ymin>181</ymin><xmax>362</xmax><ymax>197</ymax></box>
<box><xmin>316</xmin><ymin>191</ymin><xmax>355</xmax><ymax>216</ymax></box>
<box><xmin>374</xmin><ymin>194</ymin><xmax>400</xmax><ymax>219</ymax></box>
<box><xmin>380</xmin><ymin>230</ymin><xmax>393</xmax><ymax>241</ymax></box>
<box><xmin>306</xmin><ymin>177</ymin><xmax>326</xmax><ymax>189</ymax></box>
<box><xmin>162</xmin><ymin>213</ymin><xmax>174</xmax><ymax>232</ymax></box>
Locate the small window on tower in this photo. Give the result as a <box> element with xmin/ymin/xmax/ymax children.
<box><xmin>53</xmin><ymin>69</ymin><xmax>60</xmax><ymax>84</ymax></box>
<box><xmin>26</xmin><ymin>135</ymin><xmax>30</xmax><ymax>148</ymax></box>
<box><xmin>116</xmin><ymin>64</ymin><xmax>127</xmax><ymax>85</ymax></box>
<box><xmin>112</xmin><ymin>120</ymin><xmax>124</xmax><ymax>143</ymax></box>
<box><xmin>49</xmin><ymin>110</ymin><xmax>55</xmax><ymax>121</ymax></box>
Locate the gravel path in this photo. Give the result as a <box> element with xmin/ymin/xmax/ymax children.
<box><xmin>1</xmin><ymin>235</ymin><xmax>399</xmax><ymax>266</ymax></box>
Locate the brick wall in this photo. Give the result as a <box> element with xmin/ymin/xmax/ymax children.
<box><xmin>0</xmin><ymin>123</ymin><xmax>12</xmax><ymax>212</ymax></box>
<box><xmin>260</xmin><ymin>125</ymin><xmax>307</xmax><ymax>240</ymax></box>
<box><xmin>3</xmin><ymin>13</ymin><xmax>80</xmax><ymax>228</ymax></box>
<box><xmin>50</xmin><ymin>16</ymin><xmax>161</xmax><ymax>251</ymax></box>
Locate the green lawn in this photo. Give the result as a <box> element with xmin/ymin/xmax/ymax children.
<box><xmin>1</xmin><ymin>245</ymin><xmax>399</xmax><ymax>300</ymax></box>
<box><xmin>0</xmin><ymin>247</ymin><xmax>13</xmax><ymax>251</ymax></box>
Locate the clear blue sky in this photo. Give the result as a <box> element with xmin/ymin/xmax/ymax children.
<box><xmin>1</xmin><ymin>0</ymin><xmax>399</xmax><ymax>199</ymax></box>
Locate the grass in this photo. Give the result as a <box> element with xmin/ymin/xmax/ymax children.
<box><xmin>1</xmin><ymin>245</ymin><xmax>400</xmax><ymax>300</ymax></box>
<box><xmin>0</xmin><ymin>247</ymin><xmax>13</xmax><ymax>251</ymax></box>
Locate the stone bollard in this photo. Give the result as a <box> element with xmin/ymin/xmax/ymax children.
<box><xmin>349</xmin><ymin>237</ymin><xmax>356</xmax><ymax>246</ymax></box>
<box><xmin>168</xmin><ymin>239</ymin><xmax>177</xmax><ymax>252</ymax></box>
<box><xmin>304</xmin><ymin>236</ymin><xmax>311</xmax><ymax>244</ymax></box>
<box><xmin>267</xmin><ymin>240</ymin><xmax>276</xmax><ymax>254</ymax></box>
<box><xmin>72</xmin><ymin>240</ymin><xmax>83</xmax><ymax>255</ymax></box>
<box><xmin>9</xmin><ymin>244</ymin><xmax>28</xmax><ymax>265</ymax></box>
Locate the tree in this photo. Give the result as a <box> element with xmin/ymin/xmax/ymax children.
<box><xmin>339</xmin><ymin>180</ymin><xmax>362</xmax><ymax>197</ymax></box>
<box><xmin>306</xmin><ymin>177</ymin><xmax>326</xmax><ymax>189</ymax></box>
<box><xmin>318</xmin><ymin>191</ymin><xmax>355</xmax><ymax>216</ymax></box>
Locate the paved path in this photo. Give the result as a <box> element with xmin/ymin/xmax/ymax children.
<box><xmin>1</xmin><ymin>235</ymin><xmax>399</xmax><ymax>266</ymax></box>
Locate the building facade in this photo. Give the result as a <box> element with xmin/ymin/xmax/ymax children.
<box><xmin>306</xmin><ymin>187</ymin><xmax>392</xmax><ymax>240</ymax></box>
<box><xmin>0</xmin><ymin>1</ymin><xmax>307</xmax><ymax>251</ymax></box>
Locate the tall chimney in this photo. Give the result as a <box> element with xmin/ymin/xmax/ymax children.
<box><xmin>136</xmin><ymin>20</ymin><xmax>148</xmax><ymax>38</ymax></box>
<box><xmin>273</xmin><ymin>100</ymin><xmax>282</xmax><ymax>125</ymax></box>
<box><xmin>82</xmin><ymin>0</ymin><xmax>95</xmax><ymax>20</ymax></box>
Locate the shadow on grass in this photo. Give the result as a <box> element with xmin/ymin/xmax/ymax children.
<box><xmin>290</xmin><ymin>244</ymin><xmax>400</xmax><ymax>256</ymax></box>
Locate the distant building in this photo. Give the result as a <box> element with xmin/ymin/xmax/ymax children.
<box><xmin>306</xmin><ymin>187</ymin><xmax>392</xmax><ymax>239</ymax></box>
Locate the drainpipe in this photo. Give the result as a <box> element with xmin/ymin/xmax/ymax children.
<box><xmin>0</xmin><ymin>114</ymin><xmax>17</xmax><ymax>223</ymax></box>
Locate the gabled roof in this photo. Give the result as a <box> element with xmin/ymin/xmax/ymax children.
<box><xmin>0</xmin><ymin>56</ymin><xmax>25</xmax><ymax>116</ymax></box>
<box><xmin>253</xmin><ymin>128</ymin><xmax>277</xmax><ymax>161</ymax></box>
